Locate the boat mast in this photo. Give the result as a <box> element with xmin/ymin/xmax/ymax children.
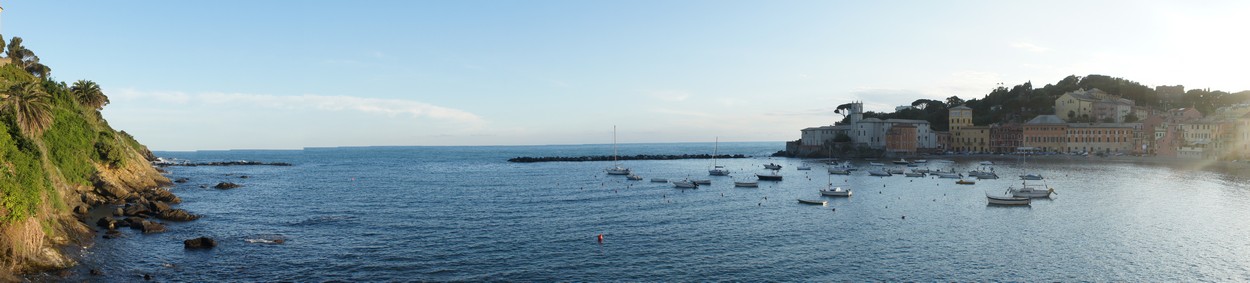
<box><xmin>712</xmin><ymin>137</ymin><xmax>719</xmax><ymax>167</ymax></box>
<box><xmin>613</xmin><ymin>125</ymin><xmax>619</xmax><ymax>166</ymax></box>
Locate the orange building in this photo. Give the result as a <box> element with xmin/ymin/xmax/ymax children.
<box><xmin>886</xmin><ymin>124</ymin><xmax>918</xmax><ymax>155</ymax></box>
<box><xmin>1023</xmin><ymin>115</ymin><xmax>1068</xmax><ymax>153</ymax></box>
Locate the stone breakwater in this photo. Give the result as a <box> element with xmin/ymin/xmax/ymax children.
<box><xmin>508</xmin><ymin>154</ymin><xmax>748</xmax><ymax>163</ymax></box>
<box><xmin>156</xmin><ymin>161</ymin><xmax>293</xmax><ymax>167</ymax></box>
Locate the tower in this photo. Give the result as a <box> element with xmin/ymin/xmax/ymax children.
<box><xmin>848</xmin><ymin>101</ymin><xmax>864</xmax><ymax>125</ymax></box>
<box><xmin>948</xmin><ymin>105</ymin><xmax>972</xmax><ymax>131</ymax></box>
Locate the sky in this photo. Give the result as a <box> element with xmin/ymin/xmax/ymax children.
<box><xmin>5</xmin><ymin>0</ymin><xmax>1249</xmax><ymax>150</ymax></box>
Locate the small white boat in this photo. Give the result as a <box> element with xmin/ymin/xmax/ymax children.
<box><xmin>885</xmin><ymin>168</ymin><xmax>904</xmax><ymax>174</ymax></box>
<box><xmin>892</xmin><ymin>159</ymin><xmax>910</xmax><ymax>165</ymax></box>
<box><xmin>979</xmin><ymin>161</ymin><xmax>994</xmax><ymax>165</ymax></box>
<box><xmin>693</xmin><ymin>179</ymin><xmax>711</xmax><ymax>185</ymax></box>
<box><xmin>904</xmin><ymin>172</ymin><xmax>925</xmax><ymax>177</ymax></box>
<box><xmin>1019</xmin><ymin>173</ymin><xmax>1044</xmax><ymax>180</ymax></box>
<box><xmin>1010</xmin><ymin>185</ymin><xmax>1054</xmax><ymax>198</ymax></box>
<box><xmin>673</xmin><ymin>180</ymin><xmax>698</xmax><ymax>189</ymax></box>
<box><xmin>626</xmin><ymin>174</ymin><xmax>643</xmax><ymax>180</ymax></box>
<box><xmin>709</xmin><ymin>165</ymin><xmax>730</xmax><ymax>176</ymax></box>
<box><xmin>828</xmin><ymin>168</ymin><xmax>851</xmax><ymax>175</ymax></box>
<box><xmin>912</xmin><ymin>168</ymin><xmax>931</xmax><ymax>174</ymax></box>
<box><xmin>867</xmin><ymin>170</ymin><xmax>891</xmax><ymax>177</ymax></box>
<box><xmin>914</xmin><ymin>159</ymin><xmax>928</xmax><ymax>163</ymax></box>
<box><xmin>820</xmin><ymin>187</ymin><xmax>853</xmax><ymax>197</ymax></box>
<box><xmin>797</xmin><ymin>199</ymin><xmax>827</xmax><ymax>205</ymax></box>
<box><xmin>763</xmin><ymin>163</ymin><xmax>783</xmax><ymax>170</ymax></box>
<box><xmin>650</xmin><ymin>178</ymin><xmax>668</xmax><ymax>183</ymax></box>
<box><xmin>987</xmin><ymin>193</ymin><xmax>1031</xmax><ymax>205</ymax></box>
<box><xmin>797</xmin><ymin>165</ymin><xmax>812</xmax><ymax>170</ymax></box>
<box><xmin>937</xmin><ymin>172</ymin><xmax>962</xmax><ymax>179</ymax></box>
<box><xmin>734</xmin><ymin>181</ymin><xmax>759</xmax><ymax>187</ymax></box>
<box><xmin>756</xmin><ymin>173</ymin><xmax>783</xmax><ymax>181</ymax></box>
<box><xmin>974</xmin><ymin>172</ymin><xmax>998</xmax><ymax>179</ymax></box>
<box><xmin>869</xmin><ymin>162</ymin><xmax>885</xmax><ymax>166</ymax></box>
<box><xmin>606</xmin><ymin>166</ymin><xmax>631</xmax><ymax>175</ymax></box>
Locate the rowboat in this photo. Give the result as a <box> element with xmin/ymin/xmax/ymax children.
<box><xmin>820</xmin><ymin>187</ymin><xmax>852</xmax><ymax>197</ymax></box>
<box><xmin>797</xmin><ymin>199</ymin><xmax>827</xmax><ymax>205</ymax></box>
<box><xmin>956</xmin><ymin>179</ymin><xmax>976</xmax><ymax>185</ymax></box>
<box><xmin>734</xmin><ymin>181</ymin><xmax>759</xmax><ymax>187</ymax></box>
<box><xmin>987</xmin><ymin>193</ymin><xmax>1031</xmax><ymax>205</ymax></box>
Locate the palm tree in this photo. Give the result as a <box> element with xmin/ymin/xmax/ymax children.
<box><xmin>71</xmin><ymin>80</ymin><xmax>108</xmax><ymax>110</ymax></box>
<box><xmin>1</xmin><ymin>81</ymin><xmax>54</xmax><ymax>137</ymax></box>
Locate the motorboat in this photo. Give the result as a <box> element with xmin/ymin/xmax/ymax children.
<box><xmin>936</xmin><ymin>172</ymin><xmax>962</xmax><ymax>179</ymax></box>
<box><xmin>869</xmin><ymin>162</ymin><xmax>885</xmax><ymax>166</ymax></box>
<box><xmin>956</xmin><ymin>179</ymin><xmax>976</xmax><ymax>185</ymax></box>
<box><xmin>797</xmin><ymin>199</ymin><xmax>827</xmax><ymax>205</ymax></box>
<box><xmin>867</xmin><ymin>169</ymin><xmax>892</xmax><ymax>177</ymax></box>
<box><xmin>672</xmin><ymin>180</ymin><xmax>698</xmax><ymax>189</ymax></box>
<box><xmin>974</xmin><ymin>172</ymin><xmax>999</xmax><ymax>179</ymax></box>
<box><xmin>734</xmin><ymin>181</ymin><xmax>759</xmax><ymax>187</ymax></box>
<box><xmin>797</xmin><ymin>165</ymin><xmax>812</xmax><ymax>170</ymax></box>
<box><xmin>763</xmin><ymin>163</ymin><xmax>783</xmax><ymax>170</ymax></box>
<box><xmin>904</xmin><ymin>172</ymin><xmax>925</xmax><ymax>177</ymax></box>
<box><xmin>892</xmin><ymin>159</ymin><xmax>910</xmax><ymax>165</ymax></box>
<box><xmin>912</xmin><ymin>168</ymin><xmax>931</xmax><ymax>174</ymax></box>
<box><xmin>828</xmin><ymin>168</ymin><xmax>851</xmax><ymax>175</ymax></box>
<box><xmin>756</xmin><ymin>172</ymin><xmax>783</xmax><ymax>181</ymax></box>
<box><xmin>1019</xmin><ymin>173</ymin><xmax>1044</xmax><ymax>180</ymax></box>
<box><xmin>986</xmin><ymin>193</ymin><xmax>1031</xmax><ymax>205</ymax></box>
<box><xmin>626</xmin><ymin>174</ymin><xmax>643</xmax><ymax>181</ymax></box>
<box><xmin>651</xmin><ymin>178</ymin><xmax>668</xmax><ymax>183</ymax></box>
<box><xmin>820</xmin><ymin>187</ymin><xmax>853</xmax><ymax>197</ymax></box>
<box><xmin>914</xmin><ymin>159</ymin><xmax>928</xmax><ymax>163</ymax></box>
<box><xmin>693</xmin><ymin>179</ymin><xmax>711</xmax><ymax>185</ymax></box>
<box><xmin>979</xmin><ymin>161</ymin><xmax>994</xmax><ymax>165</ymax></box>
<box><xmin>885</xmin><ymin>168</ymin><xmax>904</xmax><ymax>174</ymax></box>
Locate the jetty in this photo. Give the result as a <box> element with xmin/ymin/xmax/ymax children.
<box><xmin>508</xmin><ymin>154</ymin><xmax>748</xmax><ymax>163</ymax></box>
<box><xmin>155</xmin><ymin>160</ymin><xmax>293</xmax><ymax>167</ymax></box>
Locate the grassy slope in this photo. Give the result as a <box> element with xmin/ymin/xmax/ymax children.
<box><xmin>0</xmin><ymin>63</ymin><xmax>167</xmax><ymax>275</ymax></box>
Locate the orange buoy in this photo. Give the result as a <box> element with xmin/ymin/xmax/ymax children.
<box><xmin>597</xmin><ymin>234</ymin><xmax>604</xmax><ymax>243</ymax></box>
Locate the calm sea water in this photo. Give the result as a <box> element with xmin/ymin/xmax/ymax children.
<box><xmin>59</xmin><ymin>142</ymin><xmax>1250</xmax><ymax>281</ymax></box>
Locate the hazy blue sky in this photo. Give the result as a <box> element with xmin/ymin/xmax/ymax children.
<box><xmin>6</xmin><ymin>1</ymin><xmax>1248</xmax><ymax>150</ymax></box>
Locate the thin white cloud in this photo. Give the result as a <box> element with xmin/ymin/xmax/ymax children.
<box><xmin>647</xmin><ymin>90</ymin><xmax>691</xmax><ymax>102</ymax></box>
<box><xmin>1010</xmin><ymin>41</ymin><xmax>1050</xmax><ymax>53</ymax></box>
<box><xmin>110</xmin><ymin>89</ymin><xmax>484</xmax><ymax>124</ymax></box>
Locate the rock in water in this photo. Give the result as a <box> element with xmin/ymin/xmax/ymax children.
<box><xmin>184</xmin><ymin>237</ymin><xmax>217</xmax><ymax>249</ymax></box>
<box><xmin>157</xmin><ymin>209</ymin><xmax>201</xmax><ymax>221</ymax></box>
<box><xmin>96</xmin><ymin>217</ymin><xmax>117</xmax><ymax>229</ymax></box>
<box><xmin>213</xmin><ymin>182</ymin><xmax>241</xmax><ymax>189</ymax></box>
<box><xmin>174</xmin><ymin>177</ymin><xmax>189</xmax><ymax>183</ymax></box>
<box><xmin>140</xmin><ymin>221</ymin><xmax>167</xmax><ymax>234</ymax></box>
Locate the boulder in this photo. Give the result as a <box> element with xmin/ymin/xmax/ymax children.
<box><xmin>122</xmin><ymin>204</ymin><xmax>150</xmax><ymax>217</ymax></box>
<box><xmin>149</xmin><ymin>201</ymin><xmax>172</xmax><ymax>214</ymax></box>
<box><xmin>74</xmin><ymin>205</ymin><xmax>90</xmax><ymax>215</ymax></box>
<box><xmin>124</xmin><ymin>217</ymin><xmax>145</xmax><ymax>228</ymax></box>
<box><xmin>90</xmin><ymin>269</ymin><xmax>104</xmax><ymax>276</ymax></box>
<box><xmin>239</xmin><ymin>175</ymin><xmax>249</xmax><ymax>179</ymax></box>
<box><xmin>139</xmin><ymin>221</ymin><xmax>166</xmax><ymax>234</ymax></box>
<box><xmin>174</xmin><ymin>177</ymin><xmax>189</xmax><ymax>183</ymax></box>
<box><xmin>157</xmin><ymin>209</ymin><xmax>201</xmax><ymax>221</ymax></box>
<box><xmin>183</xmin><ymin>237</ymin><xmax>217</xmax><ymax>249</ymax></box>
<box><xmin>95</xmin><ymin>217</ymin><xmax>117</xmax><ymax>229</ymax></box>
<box><xmin>113</xmin><ymin>207</ymin><xmax>124</xmax><ymax>216</ymax></box>
<box><xmin>144</xmin><ymin>188</ymin><xmax>181</xmax><ymax>204</ymax></box>
<box><xmin>213</xmin><ymin>182</ymin><xmax>241</xmax><ymax>189</ymax></box>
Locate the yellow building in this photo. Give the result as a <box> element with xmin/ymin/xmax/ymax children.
<box><xmin>948</xmin><ymin>105</ymin><xmax>989</xmax><ymax>152</ymax></box>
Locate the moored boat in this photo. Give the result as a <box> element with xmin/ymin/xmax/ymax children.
<box><xmin>956</xmin><ymin>179</ymin><xmax>976</xmax><ymax>185</ymax></box>
<box><xmin>708</xmin><ymin>137</ymin><xmax>730</xmax><ymax>176</ymax></box>
<box><xmin>797</xmin><ymin>198</ymin><xmax>827</xmax><ymax>205</ymax></box>
<box><xmin>869</xmin><ymin>162</ymin><xmax>885</xmax><ymax>166</ymax></box>
<box><xmin>828</xmin><ymin>168</ymin><xmax>851</xmax><ymax>175</ymax></box>
<box><xmin>820</xmin><ymin>187</ymin><xmax>853</xmax><ymax>197</ymax></box>
<box><xmin>756</xmin><ymin>173</ymin><xmax>783</xmax><ymax>181</ymax></box>
<box><xmin>1019</xmin><ymin>173</ymin><xmax>1044</xmax><ymax>180</ymax></box>
<box><xmin>673</xmin><ymin>180</ymin><xmax>698</xmax><ymax>189</ymax></box>
<box><xmin>867</xmin><ymin>169</ymin><xmax>891</xmax><ymax>177</ymax></box>
<box><xmin>734</xmin><ymin>181</ymin><xmax>759</xmax><ymax>187</ymax></box>
<box><xmin>797</xmin><ymin>165</ymin><xmax>812</xmax><ymax>170</ymax></box>
<box><xmin>626</xmin><ymin>174</ymin><xmax>643</xmax><ymax>180</ymax></box>
<box><xmin>763</xmin><ymin>163</ymin><xmax>782</xmax><ymax>170</ymax></box>
<box><xmin>650</xmin><ymin>178</ymin><xmax>668</xmax><ymax>183</ymax></box>
<box><xmin>693</xmin><ymin>179</ymin><xmax>711</xmax><ymax>185</ymax></box>
<box><xmin>987</xmin><ymin>193</ymin><xmax>1031</xmax><ymax>205</ymax></box>
<box><xmin>937</xmin><ymin>172</ymin><xmax>962</xmax><ymax>178</ymax></box>
<box><xmin>904</xmin><ymin>172</ymin><xmax>925</xmax><ymax>177</ymax></box>
<box><xmin>979</xmin><ymin>161</ymin><xmax>994</xmax><ymax>165</ymax></box>
<box><xmin>892</xmin><ymin>159</ymin><xmax>910</xmax><ymax>165</ymax></box>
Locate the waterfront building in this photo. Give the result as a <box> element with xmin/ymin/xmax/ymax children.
<box><xmin>797</xmin><ymin>101</ymin><xmax>937</xmax><ymax>154</ymax></box>
<box><xmin>1065</xmin><ymin>123</ymin><xmax>1139</xmax><ymax>154</ymax></box>
<box><xmin>1022</xmin><ymin>115</ymin><xmax>1068</xmax><ymax>153</ymax></box>
<box><xmin>989</xmin><ymin>123</ymin><xmax>1023</xmax><ymax>153</ymax></box>
<box><xmin>885</xmin><ymin>124</ymin><xmax>919</xmax><ymax>155</ymax></box>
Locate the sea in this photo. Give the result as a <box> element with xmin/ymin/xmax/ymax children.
<box><xmin>54</xmin><ymin>142</ymin><xmax>1250</xmax><ymax>281</ymax></box>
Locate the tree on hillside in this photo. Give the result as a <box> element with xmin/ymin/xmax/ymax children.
<box><xmin>5</xmin><ymin>37</ymin><xmax>52</xmax><ymax>79</ymax></box>
<box><xmin>946</xmin><ymin>96</ymin><xmax>965</xmax><ymax>107</ymax></box>
<box><xmin>1</xmin><ymin>81</ymin><xmax>54</xmax><ymax>137</ymax></box>
<box><xmin>71</xmin><ymin>80</ymin><xmax>108</xmax><ymax>110</ymax></box>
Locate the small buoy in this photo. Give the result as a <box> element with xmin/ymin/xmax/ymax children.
<box><xmin>597</xmin><ymin>234</ymin><xmax>604</xmax><ymax>243</ymax></box>
<box><xmin>831</xmin><ymin>208</ymin><xmax>836</xmax><ymax>212</ymax></box>
<box><xmin>901</xmin><ymin>215</ymin><xmax>906</xmax><ymax>219</ymax></box>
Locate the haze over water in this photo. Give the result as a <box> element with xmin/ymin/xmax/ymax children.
<box><xmin>69</xmin><ymin>143</ymin><xmax>1250</xmax><ymax>281</ymax></box>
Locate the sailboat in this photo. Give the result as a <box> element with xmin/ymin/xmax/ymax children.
<box><xmin>708</xmin><ymin>137</ymin><xmax>730</xmax><ymax>176</ymax></box>
<box><xmin>1010</xmin><ymin>154</ymin><xmax>1054</xmax><ymax>198</ymax></box>
<box><xmin>605</xmin><ymin>126</ymin><xmax>631</xmax><ymax>175</ymax></box>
